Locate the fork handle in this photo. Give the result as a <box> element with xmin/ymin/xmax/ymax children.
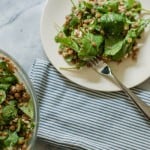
<box><xmin>110</xmin><ymin>72</ymin><xmax>150</xmax><ymax>120</ymax></box>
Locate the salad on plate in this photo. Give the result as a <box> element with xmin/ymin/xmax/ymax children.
<box><xmin>55</xmin><ymin>0</ymin><xmax>150</xmax><ymax>68</ymax></box>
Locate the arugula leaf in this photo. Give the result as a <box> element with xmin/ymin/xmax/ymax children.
<box><xmin>100</xmin><ymin>13</ymin><xmax>126</xmax><ymax>35</ymax></box>
<box><xmin>134</xmin><ymin>19</ymin><xmax>150</xmax><ymax>37</ymax></box>
<box><xmin>0</xmin><ymin>75</ymin><xmax>17</xmax><ymax>84</ymax></box>
<box><xmin>78</xmin><ymin>1</ymin><xmax>93</xmax><ymax>11</ymax></box>
<box><xmin>2</xmin><ymin>104</ymin><xmax>17</xmax><ymax>122</ymax></box>
<box><xmin>0</xmin><ymin>84</ymin><xmax>11</xmax><ymax>91</ymax></box>
<box><xmin>63</xmin><ymin>26</ymin><xmax>71</xmax><ymax>36</ymax></box>
<box><xmin>95</xmin><ymin>0</ymin><xmax>119</xmax><ymax>13</ymax></box>
<box><xmin>125</xmin><ymin>0</ymin><xmax>141</xmax><ymax>10</ymax></box>
<box><xmin>55</xmin><ymin>35</ymin><xmax>79</xmax><ymax>52</ymax></box>
<box><xmin>124</xmin><ymin>19</ymin><xmax>150</xmax><ymax>47</ymax></box>
<box><xmin>69</xmin><ymin>15</ymin><xmax>80</xmax><ymax>28</ymax></box>
<box><xmin>112</xmin><ymin>19</ymin><xmax>150</xmax><ymax>60</ymax></box>
<box><xmin>104</xmin><ymin>37</ymin><xmax>124</xmax><ymax>56</ymax></box>
<box><xmin>4</xmin><ymin>132</ymin><xmax>19</xmax><ymax>147</ymax></box>
<box><xmin>103</xmin><ymin>0</ymin><xmax>119</xmax><ymax>12</ymax></box>
<box><xmin>65</xmin><ymin>55</ymin><xmax>74</xmax><ymax>63</ymax></box>
<box><xmin>19</xmin><ymin>99</ymin><xmax>34</xmax><ymax>119</ymax></box>
<box><xmin>0</xmin><ymin>62</ymin><xmax>13</xmax><ymax>76</ymax></box>
<box><xmin>125</xmin><ymin>0</ymin><xmax>136</xmax><ymax>9</ymax></box>
<box><xmin>0</xmin><ymin>61</ymin><xmax>8</xmax><ymax>70</ymax></box>
<box><xmin>78</xmin><ymin>33</ymin><xmax>104</xmax><ymax>60</ymax></box>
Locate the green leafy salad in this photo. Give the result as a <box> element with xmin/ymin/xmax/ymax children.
<box><xmin>0</xmin><ymin>57</ymin><xmax>34</xmax><ymax>150</ymax></box>
<box><xmin>55</xmin><ymin>0</ymin><xmax>150</xmax><ymax>68</ymax></box>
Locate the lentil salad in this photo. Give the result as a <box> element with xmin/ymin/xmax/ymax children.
<box><xmin>0</xmin><ymin>56</ymin><xmax>35</xmax><ymax>150</ymax></box>
<box><xmin>55</xmin><ymin>0</ymin><xmax>150</xmax><ymax>68</ymax></box>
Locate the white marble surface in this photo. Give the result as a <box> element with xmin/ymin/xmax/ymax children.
<box><xmin>0</xmin><ymin>0</ymin><xmax>47</xmax><ymax>72</ymax></box>
<box><xmin>0</xmin><ymin>0</ymin><xmax>150</xmax><ymax>150</ymax></box>
<box><xmin>0</xmin><ymin>0</ymin><xmax>48</xmax><ymax>149</ymax></box>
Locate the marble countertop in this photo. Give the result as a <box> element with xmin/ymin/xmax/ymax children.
<box><xmin>0</xmin><ymin>0</ymin><xmax>150</xmax><ymax>149</ymax></box>
<box><xmin>0</xmin><ymin>0</ymin><xmax>47</xmax><ymax>72</ymax></box>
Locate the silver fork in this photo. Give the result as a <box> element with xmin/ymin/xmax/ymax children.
<box><xmin>90</xmin><ymin>59</ymin><xmax>150</xmax><ymax>120</ymax></box>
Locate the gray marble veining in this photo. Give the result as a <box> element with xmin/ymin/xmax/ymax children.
<box><xmin>0</xmin><ymin>0</ymin><xmax>47</xmax><ymax>72</ymax></box>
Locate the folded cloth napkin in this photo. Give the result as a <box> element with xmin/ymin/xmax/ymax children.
<box><xmin>30</xmin><ymin>59</ymin><xmax>150</xmax><ymax>150</ymax></box>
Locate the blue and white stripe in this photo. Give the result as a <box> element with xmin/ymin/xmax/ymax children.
<box><xmin>30</xmin><ymin>59</ymin><xmax>150</xmax><ymax>150</ymax></box>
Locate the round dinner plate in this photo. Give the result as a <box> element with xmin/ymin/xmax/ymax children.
<box><xmin>40</xmin><ymin>0</ymin><xmax>150</xmax><ymax>92</ymax></box>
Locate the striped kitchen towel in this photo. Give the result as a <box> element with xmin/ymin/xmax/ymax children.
<box><xmin>30</xmin><ymin>59</ymin><xmax>150</xmax><ymax>150</ymax></box>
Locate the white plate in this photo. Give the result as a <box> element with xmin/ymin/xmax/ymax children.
<box><xmin>40</xmin><ymin>0</ymin><xmax>150</xmax><ymax>92</ymax></box>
